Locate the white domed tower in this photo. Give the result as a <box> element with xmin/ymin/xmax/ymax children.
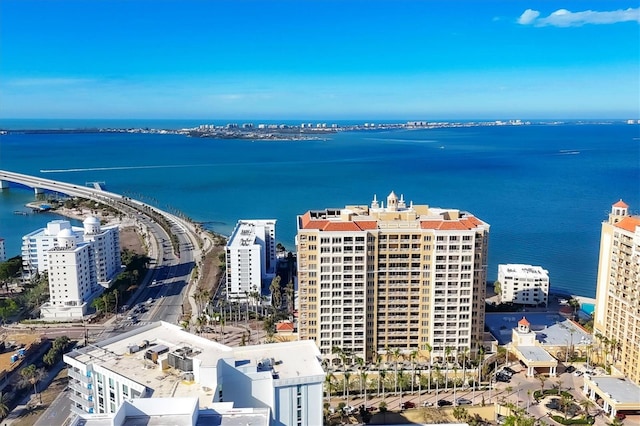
<box><xmin>83</xmin><ymin>216</ymin><xmax>101</xmax><ymax>235</ymax></box>
<box><xmin>57</xmin><ymin>228</ymin><xmax>76</xmax><ymax>249</ymax></box>
<box><xmin>609</xmin><ymin>199</ymin><xmax>629</xmax><ymax>225</ymax></box>
<box><xmin>387</xmin><ymin>191</ymin><xmax>398</xmax><ymax>211</ymax></box>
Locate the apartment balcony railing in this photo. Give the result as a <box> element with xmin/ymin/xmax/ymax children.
<box><xmin>68</xmin><ymin>369</ymin><xmax>91</xmax><ymax>383</ymax></box>
<box><xmin>69</xmin><ymin>392</ymin><xmax>94</xmax><ymax>407</ymax></box>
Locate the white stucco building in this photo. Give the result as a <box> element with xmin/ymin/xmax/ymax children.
<box><xmin>63</xmin><ymin>321</ymin><xmax>324</xmax><ymax>426</ymax></box>
<box><xmin>498</xmin><ymin>264</ymin><xmax>549</xmax><ymax>306</ymax></box>
<box><xmin>40</xmin><ymin>229</ymin><xmax>101</xmax><ymax>319</ymax></box>
<box><xmin>225</xmin><ymin>220</ymin><xmax>277</xmax><ymax>302</ymax></box>
<box><xmin>21</xmin><ymin>217</ymin><xmax>120</xmax><ymax>286</ymax></box>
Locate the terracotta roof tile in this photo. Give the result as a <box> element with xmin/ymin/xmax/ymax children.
<box><xmin>615</xmin><ymin>216</ymin><xmax>640</xmax><ymax>233</ymax></box>
<box><xmin>323</xmin><ymin>222</ymin><xmax>361</xmax><ymax>232</ymax></box>
<box><xmin>613</xmin><ymin>199</ymin><xmax>629</xmax><ymax>208</ymax></box>
<box><xmin>420</xmin><ymin>220</ymin><xmax>444</xmax><ymax>230</ymax></box>
<box><xmin>276</xmin><ymin>322</ymin><xmax>295</xmax><ymax>332</ymax></box>
<box><xmin>518</xmin><ymin>317</ymin><xmax>530</xmax><ymax>326</ymax></box>
<box><xmin>354</xmin><ymin>221</ymin><xmax>378</xmax><ymax>230</ymax></box>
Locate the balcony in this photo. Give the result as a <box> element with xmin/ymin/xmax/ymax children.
<box><xmin>69</xmin><ymin>392</ymin><xmax>94</xmax><ymax>407</ymax></box>
<box><xmin>68</xmin><ymin>369</ymin><xmax>91</xmax><ymax>383</ymax></box>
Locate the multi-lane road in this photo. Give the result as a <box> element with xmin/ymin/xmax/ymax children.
<box><xmin>0</xmin><ymin>169</ymin><xmax>207</xmax><ymax>331</ymax></box>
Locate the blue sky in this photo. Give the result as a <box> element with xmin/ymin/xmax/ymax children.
<box><xmin>1</xmin><ymin>0</ymin><xmax>638</xmax><ymax>119</ymax></box>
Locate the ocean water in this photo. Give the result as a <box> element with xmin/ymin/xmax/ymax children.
<box><xmin>1</xmin><ymin>122</ymin><xmax>638</xmax><ymax>297</ymax></box>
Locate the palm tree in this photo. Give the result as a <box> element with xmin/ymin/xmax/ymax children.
<box><xmin>424</xmin><ymin>343</ymin><xmax>433</xmax><ymax>391</ymax></box>
<box><xmin>537</xmin><ymin>374</ymin><xmax>547</xmax><ymax>393</ymax></box>
<box><xmin>343</xmin><ymin>372</ymin><xmax>352</xmax><ymax>400</ymax></box>
<box><xmin>409</xmin><ymin>349</ymin><xmax>418</xmax><ymax>394</ymax></box>
<box><xmin>380</xmin><ymin>369</ymin><xmax>387</xmax><ymax>400</ymax></box>
<box><xmin>560</xmin><ymin>393</ymin><xmax>573</xmax><ymax>420</ymax></box>
<box><xmin>444</xmin><ymin>346</ymin><xmax>453</xmax><ymax>391</ymax></box>
<box><xmin>389</xmin><ymin>347</ymin><xmax>401</xmax><ymax>395</ymax></box>
<box><xmin>325</xmin><ymin>373</ymin><xmax>335</xmax><ymax>406</ymax></box>
<box><xmin>579</xmin><ymin>398</ymin><xmax>595</xmax><ymax>416</ymax></box>
<box><xmin>360</xmin><ymin>371</ymin><xmax>369</xmax><ymax>408</ymax></box>
<box><xmin>0</xmin><ymin>391</ymin><xmax>10</xmax><ymax>418</ymax></box>
<box><xmin>20</xmin><ymin>364</ymin><xmax>46</xmax><ymax>405</ymax></box>
<box><xmin>356</xmin><ymin>356</ymin><xmax>365</xmax><ymax>398</ymax></box>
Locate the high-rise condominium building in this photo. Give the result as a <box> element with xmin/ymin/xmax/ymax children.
<box><xmin>0</xmin><ymin>237</ymin><xmax>6</xmax><ymax>262</ymax></box>
<box><xmin>225</xmin><ymin>220</ymin><xmax>277</xmax><ymax>302</ymax></box>
<box><xmin>21</xmin><ymin>217</ymin><xmax>120</xmax><ymax>285</ymax></box>
<box><xmin>296</xmin><ymin>192</ymin><xmax>490</xmax><ymax>363</ymax></box>
<box><xmin>594</xmin><ymin>200</ymin><xmax>640</xmax><ymax>384</ymax></box>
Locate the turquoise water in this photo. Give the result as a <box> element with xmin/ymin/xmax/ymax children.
<box><xmin>581</xmin><ymin>303</ymin><xmax>595</xmax><ymax>315</ymax></box>
<box><xmin>1</xmin><ymin>123</ymin><xmax>639</xmax><ymax>297</ymax></box>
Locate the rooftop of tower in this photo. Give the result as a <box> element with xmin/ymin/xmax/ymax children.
<box><xmin>298</xmin><ymin>192</ymin><xmax>488</xmax><ymax>232</ymax></box>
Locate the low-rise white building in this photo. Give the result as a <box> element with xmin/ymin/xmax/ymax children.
<box><xmin>63</xmin><ymin>321</ymin><xmax>325</xmax><ymax>426</ymax></box>
<box><xmin>498</xmin><ymin>264</ymin><xmax>549</xmax><ymax>306</ymax></box>
<box><xmin>225</xmin><ymin>220</ymin><xmax>276</xmax><ymax>302</ymax></box>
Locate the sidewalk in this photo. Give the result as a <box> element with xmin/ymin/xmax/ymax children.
<box><xmin>3</xmin><ymin>360</ymin><xmax>66</xmax><ymax>426</ymax></box>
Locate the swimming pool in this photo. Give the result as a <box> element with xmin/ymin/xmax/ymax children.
<box><xmin>581</xmin><ymin>303</ymin><xmax>595</xmax><ymax>315</ymax></box>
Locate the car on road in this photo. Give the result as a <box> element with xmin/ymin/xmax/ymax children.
<box><xmin>456</xmin><ymin>398</ymin><xmax>472</xmax><ymax>405</ymax></box>
<box><xmin>365</xmin><ymin>406</ymin><xmax>377</xmax><ymax>412</ymax></box>
<box><xmin>146</xmin><ymin>298</ymin><xmax>154</xmax><ymax>305</ymax></box>
<box><xmin>565</xmin><ymin>366</ymin><xmax>576</xmax><ymax>373</ymax></box>
<box><xmin>422</xmin><ymin>401</ymin><xmax>434</xmax><ymax>407</ymax></box>
<box><xmin>437</xmin><ymin>400</ymin><xmax>452</xmax><ymax>407</ymax></box>
<box><xmin>400</xmin><ymin>401</ymin><xmax>415</xmax><ymax>409</ymax></box>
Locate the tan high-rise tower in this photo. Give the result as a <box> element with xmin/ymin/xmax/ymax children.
<box><xmin>594</xmin><ymin>200</ymin><xmax>640</xmax><ymax>384</ymax></box>
<box><xmin>296</xmin><ymin>192</ymin><xmax>489</xmax><ymax>363</ymax></box>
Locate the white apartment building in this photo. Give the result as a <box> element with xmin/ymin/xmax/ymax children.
<box><xmin>594</xmin><ymin>200</ymin><xmax>640</xmax><ymax>385</ymax></box>
<box><xmin>296</xmin><ymin>191</ymin><xmax>490</xmax><ymax>363</ymax></box>
<box><xmin>41</xmin><ymin>229</ymin><xmax>100</xmax><ymax>319</ymax></box>
<box><xmin>225</xmin><ymin>220</ymin><xmax>277</xmax><ymax>302</ymax></box>
<box><xmin>0</xmin><ymin>237</ymin><xmax>6</xmax><ymax>262</ymax></box>
<box><xmin>21</xmin><ymin>216</ymin><xmax>120</xmax><ymax>286</ymax></box>
<box><xmin>63</xmin><ymin>321</ymin><xmax>325</xmax><ymax>426</ymax></box>
<box><xmin>497</xmin><ymin>264</ymin><xmax>549</xmax><ymax>306</ymax></box>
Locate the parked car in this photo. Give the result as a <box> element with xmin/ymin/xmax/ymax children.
<box><xmin>573</xmin><ymin>370</ymin><xmax>584</xmax><ymax>377</ymax></box>
<box><xmin>400</xmin><ymin>401</ymin><xmax>416</xmax><ymax>409</ymax></box>
<box><xmin>343</xmin><ymin>405</ymin><xmax>356</xmax><ymax>415</ymax></box>
<box><xmin>499</xmin><ymin>369</ymin><xmax>513</xmax><ymax>377</ymax></box>
<box><xmin>366</xmin><ymin>406</ymin><xmax>377</xmax><ymax>412</ymax></box>
<box><xmin>503</xmin><ymin>366</ymin><xmax>516</xmax><ymax>375</ymax></box>
<box><xmin>565</xmin><ymin>366</ymin><xmax>576</xmax><ymax>373</ymax></box>
<box><xmin>456</xmin><ymin>398</ymin><xmax>472</xmax><ymax>405</ymax></box>
<box><xmin>437</xmin><ymin>399</ymin><xmax>453</xmax><ymax>407</ymax></box>
<box><xmin>422</xmin><ymin>401</ymin><xmax>434</xmax><ymax>407</ymax></box>
<box><xmin>615</xmin><ymin>413</ymin><xmax>626</xmax><ymax>420</ymax></box>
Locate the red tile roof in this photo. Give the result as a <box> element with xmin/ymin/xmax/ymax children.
<box><xmin>420</xmin><ymin>216</ymin><xmax>484</xmax><ymax>230</ymax></box>
<box><xmin>615</xmin><ymin>216</ymin><xmax>640</xmax><ymax>233</ymax></box>
<box><xmin>323</xmin><ymin>222</ymin><xmax>362</xmax><ymax>232</ymax></box>
<box><xmin>518</xmin><ymin>317</ymin><xmax>530</xmax><ymax>326</ymax></box>
<box><xmin>613</xmin><ymin>199</ymin><xmax>629</xmax><ymax>208</ymax></box>
<box><xmin>354</xmin><ymin>221</ymin><xmax>378</xmax><ymax>230</ymax></box>
<box><xmin>276</xmin><ymin>322</ymin><xmax>295</xmax><ymax>332</ymax></box>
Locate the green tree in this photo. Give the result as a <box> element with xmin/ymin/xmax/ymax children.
<box><xmin>0</xmin><ymin>391</ymin><xmax>10</xmax><ymax>418</ymax></box>
<box><xmin>0</xmin><ymin>298</ymin><xmax>19</xmax><ymax>322</ymax></box>
<box><xmin>493</xmin><ymin>280</ymin><xmax>502</xmax><ymax>297</ymax></box>
<box><xmin>269</xmin><ymin>275</ymin><xmax>282</xmax><ymax>310</ymax></box>
<box><xmin>453</xmin><ymin>406</ymin><xmax>469</xmax><ymax>421</ymax></box>
<box><xmin>19</xmin><ymin>365</ymin><xmax>46</xmax><ymax>404</ymax></box>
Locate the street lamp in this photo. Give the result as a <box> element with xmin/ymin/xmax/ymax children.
<box><xmin>565</xmin><ymin>330</ymin><xmax>575</xmax><ymax>363</ymax></box>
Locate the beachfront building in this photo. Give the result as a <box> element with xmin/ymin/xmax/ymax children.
<box><xmin>296</xmin><ymin>191</ymin><xmax>490</xmax><ymax>364</ymax></box>
<box><xmin>63</xmin><ymin>321</ymin><xmax>324</xmax><ymax>425</ymax></box>
<box><xmin>593</xmin><ymin>200</ymin><xmax>640</xmax><ymax>385</ymax></box>
<box><xmin>21</xmin><ymin>217</ymin><xmax>120</xmax><ymax>286</ymax></box>
<box><xmin>40</xmin><ymin>229</ymin><xmax>100</xmax><ymax>319</ymax></box>
<box><xmin>0</xmin><ymin>237</ymin><xmax>5</xmax><ymax>262</ymax></box>
<box><xmin>225</xmin><ymin>220</ymin><xmax>277</xmax><ymax>303</ymax></box>
<box><xmin>497</xmin><ymin>264</ymin><xmax>549</xmax><ymax>306</ymax></box>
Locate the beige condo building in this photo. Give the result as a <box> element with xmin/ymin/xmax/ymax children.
<box><xmin>594</xmin><ymin>200</ymin><xmax>640</xmax><ymax>385</ymax></box>
<box><xmin>296</xmin><ymin>192</ymin><xmax>490</xmax><ymax>363</ymax></box>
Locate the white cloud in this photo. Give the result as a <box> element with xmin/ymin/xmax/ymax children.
<box><xmin>518</xmin><ymin>9</ymin><xmax>540</xmax><ymax>25</ymax></box>
<box><xmin>517</xmin><ymin>7</ymin><xmax>640</xmax><ymax>27</ymax></box>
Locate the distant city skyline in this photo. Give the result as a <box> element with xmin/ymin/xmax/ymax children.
<box><xmin>1</xmin><ymin>1</ymin><xmax>638</xmax><ymax>119</ymax></box>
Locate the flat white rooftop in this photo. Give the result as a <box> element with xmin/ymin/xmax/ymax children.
<box><xmin>587</xmin><ymin>376</ymin><xmax>640</xmax><ymax>406</ymax></box>
<box><xmin>516</xmin><ymin>346</ymin><xmax>556</xmax><ymax>363</ymax></box>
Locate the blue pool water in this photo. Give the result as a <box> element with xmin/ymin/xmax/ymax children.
<box><xmin>581</xmin><ymin>303</ymin><xmax>595</xmax><ymax>315</ymax></box>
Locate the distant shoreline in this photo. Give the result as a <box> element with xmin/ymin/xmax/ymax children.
<box><xmin>2</xmin><ymin>119</ymin><xmax>636</xmax><ymax>139</ymax></box>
